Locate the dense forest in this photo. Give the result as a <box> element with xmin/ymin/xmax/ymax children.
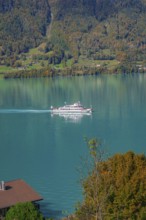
<box><xmin>0</xmin><ymin>0</ymin><xmax>146</xmax><ymax>77</ymax></box>
<box><xmin>49</xmin><ymin>0</ymin><xmax>146</xmax><ymax>61</ymax></box>
<box><xmin>0</xmin><ymin>0</ymin><xmax>51</xmax><ymax>55</ymax></box>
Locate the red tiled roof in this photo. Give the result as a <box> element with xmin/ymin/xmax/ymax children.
<box><xmin>0</xmin><ymin>179</ymin><xmax>43</xmax><ymax>209</ymax></box>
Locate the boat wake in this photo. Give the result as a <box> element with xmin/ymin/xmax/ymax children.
<box><xmin>0</xmin><ymin>109</ymin><xmax>51</xmax><ymax>114</ymax></box>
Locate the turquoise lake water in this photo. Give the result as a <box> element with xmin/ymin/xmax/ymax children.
<box><xmin>0</xmin><ymin>74</ymin><xmax>146</xmax><ymax>219</ymax></box>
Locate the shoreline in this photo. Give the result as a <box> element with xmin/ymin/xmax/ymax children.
<box><xmin>1</xmin><ymin>63</ymin><xmax>146</xmax><ymax>79</ymax></box>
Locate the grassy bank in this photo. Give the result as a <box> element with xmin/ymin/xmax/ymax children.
<box><xmin>1</xmin><ymin>45</ymin><xmax>145</xmax><ymax>79</ymax></box>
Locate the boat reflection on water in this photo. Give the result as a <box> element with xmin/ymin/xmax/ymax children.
<box><xmin>51</xmin><ymin>112</ymin><xmax>92</xmax><ymax>123</ymax></box>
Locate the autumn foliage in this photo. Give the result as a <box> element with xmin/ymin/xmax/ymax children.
<box><xmin>76</xmin><ymin>139</ymin><xmax>146</xmax><ymax>220</ymax></box>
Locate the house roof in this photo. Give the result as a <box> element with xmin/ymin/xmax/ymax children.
<box><xmin>0</xmin><ymin>179</ymin><xmax>43</xmax><ymax>209</ymax></box>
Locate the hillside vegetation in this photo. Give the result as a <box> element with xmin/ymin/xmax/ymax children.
<box><xmin>49</xmin><ymin>0</ymin><xmax>146</xmax><ymax>61</ymax></box>
<box><xmin>0</xmin><ymin>0</ymin><xmax>146</xmax><ymax>77</ymax></box>
<box><xmin>0</xmin><ymin>0</ymin><xmax>51</xmax><ymax>55</ymax></box>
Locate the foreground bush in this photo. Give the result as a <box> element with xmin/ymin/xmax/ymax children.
<box><xmin>76</xmin><ymin>139</ymin><xmax>146</xmax><ymax>220</ymax></box>
<box><xmin>5</xmin><ymin>202</ymin><xmax>43</xmax><ymax>220</ymax></box>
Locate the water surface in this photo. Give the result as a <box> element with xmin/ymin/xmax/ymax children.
<box><xmin>0</xmin><ymin>75</ymin><xmax>146</xmax><ymax>219</ymax></box>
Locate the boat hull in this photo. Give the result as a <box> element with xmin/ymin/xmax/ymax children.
<box><xmin>51</xmin><ymin>109</ymin><xmax>92</xmax><ymax>114</ymax></box>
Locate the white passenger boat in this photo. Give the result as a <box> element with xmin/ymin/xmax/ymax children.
<box><xmin>50</xmin><ymin>102</ymin><xmax>92</xmax><ymax>114</ymax></box>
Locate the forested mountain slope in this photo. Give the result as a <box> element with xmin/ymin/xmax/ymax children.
<box><xmin>0</xmin><ymin>0</ymin><xmax>51</xmax><ymax>55</ymax></box>
<box><xmin>0</xmin><ymin>0</ymin><xmax>146</xmax><ymax>76</ymax></box>
<box><xmin>48</xmin><ymin>0</ymin><xmax>146</xmax><ymax>62</ymax></box>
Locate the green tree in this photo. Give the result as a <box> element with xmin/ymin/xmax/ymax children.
<box><xmin>76</xmin><ymin>138</ymin><xmax>107</xmax><ymax>220</ymax></box>
<box><xmin>5</xmin><ymin>202</ymin><xmax>44</xmax><ymax>220</ymax></box>
<box><xmin>76</xmin><ymin>139</ymin><xmax>146</xmax><ymax>220</ymax></box>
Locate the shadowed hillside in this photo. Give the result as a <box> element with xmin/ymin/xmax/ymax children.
<box><xmin>0</xmin><ymin>0</ymin><xmax>146</xmax><ymax>76</ymax></box>
<box><xmin>48</xmin><ymin>0</ymin><xmax>146</xmax><ymax>62</ymax></box>
<box><xmin>0</xmin><ymin>0</ymin><xmax>51</xmax><ymax>55</ymax></box>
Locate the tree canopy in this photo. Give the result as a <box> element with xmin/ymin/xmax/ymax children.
<box><xmin>49</xmin><ymin>0</ymin><xmax>146</xmax><ymax>62</ymax></box>
<box><xmin>76</xmin><ymin>139</ymin><xmax>146</xmax><ymax>220</ymax></box>
<box><xmin>0</xmin><ymin>0</ymin><xmax>51</xmax><ymax>55</ymax></box>
<box><xmin>5</xmin><ymin>202</ymin><xmax>43</xmax><ymax>220</ymax></box>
